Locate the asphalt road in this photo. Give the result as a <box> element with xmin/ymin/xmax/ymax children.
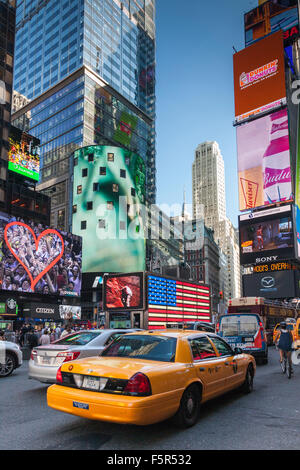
<box><xmin>1</xmin><ymin>347</ymin><xmax>300</xmax><ymax>451</ymax></box>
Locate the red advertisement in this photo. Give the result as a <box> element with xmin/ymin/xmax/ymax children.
<box><xmin>105</xmin><ymin>274</ymin><xmax>142</xmax><ymax>309</ymax></box>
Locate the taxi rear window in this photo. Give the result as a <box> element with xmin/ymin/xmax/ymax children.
<box><xmin>102</xmin><ymin>335</ymin><xmax>177</xmax><ymax>362</ymax></box>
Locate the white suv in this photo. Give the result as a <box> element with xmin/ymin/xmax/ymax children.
<box><xmin>0</xmin><ymin>341</ymin><xmax>23</xmax><ymax>377</ymax></box>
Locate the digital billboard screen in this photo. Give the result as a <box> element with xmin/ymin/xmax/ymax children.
<box><xmin>233</xmin><ymin>31</ymin><xmax>286</xmax><ymax>123</ymax></box>
<box><xmin>237</xmin><ymin>108</ymin><xmax>292</xmax><ymax>211</ymax></box>
<box><xmin>104</xmin><ymin>273</ymin><xmax>144</xmax><ymax>311</ymax></box>
<box><xmin>245</xmin><ymin>0</ymin><xmax>299</xmax><ymax>47</ymax></box>
<box><xmin>243</xmin><ymin>270</ymin><xmax>295</xmax><ymax>299</ymax></box>
<box><xmin>8</xmin><ymin>127</ymin><xmax>40</xmax><ymax>181</ymax></box>
<box><xmin>0</xmin><ymin>212</ymin><xmax>82</xmax><ymax>297</ymax></box>
<box><xmin>239</xmin><ymin>206</ymin><xmax>295</xmax><ymax>265</ymax></box>
<box><xmin>59</xmin><ymin>305</ymin><xmax>81</xmax><ymax>320</ymax></box>
<box><xmin>72</xmin><ymin>146</ymin><xmax>146</xmax><ymax>273</ymax></box>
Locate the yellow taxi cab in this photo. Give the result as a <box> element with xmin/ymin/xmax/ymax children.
<box><xmin>273</xmin><ymin>319</ymin><xmax>300</xmax><ymax>345</ymax></box>
<box><xmin>47</xmin><ymin>330</ymin><xmax>256</xmax><ymax>428</ymax></box>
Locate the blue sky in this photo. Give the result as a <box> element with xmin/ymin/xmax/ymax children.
<box><xmin>155</xmin><ymin>0</ymin><xmax>259</xmax><ymax>227</ymax></box>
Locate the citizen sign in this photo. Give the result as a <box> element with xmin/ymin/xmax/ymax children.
<box><xmin>36</xmin><ymin>308</ymin><xmax>55</xmax><ymax>314</ymax></box>
<box><xmin>255</xmin><ymin>256</ymin><xmax>278</xmax><ymax>264</ymax></box>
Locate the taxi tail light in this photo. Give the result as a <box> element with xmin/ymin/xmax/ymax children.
<box><xmin>216</xmin><ymin>323</ymin><xmax>220</xmax><ymax>333</ymax></box>
<box><xmin>57</xmin><ymin>351</ymin><xmax>81</xmax><ymax>362</ymax></box>
<box><xmin>124</xmin><ymin>373</ymin><xmax>152</xmax><ymax>396</ymax></box>
<box><xmin>56</xmin><ymin>366</ymin><xmax>63</xmax><ymax>384</ymax></box>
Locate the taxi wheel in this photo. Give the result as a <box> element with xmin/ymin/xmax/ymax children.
<box><xmin>173</xmin><ymin>384</ymin><xmax>201</xmax><ymax>428</ymax></box>
<box><xmin>242</xmin><ymin>365</ymin><xmax>254</xmax><ymax>394</ymax></box>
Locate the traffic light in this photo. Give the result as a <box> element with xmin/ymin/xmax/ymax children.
<box><xmin>219</xmin><ymin>291</ymin><xmax>223</xmax><ymax>300</ymax></box>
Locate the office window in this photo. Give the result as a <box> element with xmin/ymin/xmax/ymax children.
<box><xmin>107</xmin><ymin>152</ymin><xmax>114</xmax><ymax>162</ymax></box>
<box><xmin>72</xmin><ymin>205</ymin><xmax>77</xmax><ymax>213</ymax></box>
<box><xmin>131</xmin><ymin>188</ymin><xmax>136</xmax><ymax>196</ymax></box>
<box><xmin>100</xmin><ymin>166</ymin><xmax>106</xmax><ymax>175</ymax></box>
<box><xmin>87</xmin><ymin>201</ymin><xmax>93</xmax><ymax>210</ymax></box>
<box><xmin>112</xmin><ymin>183</ymin><xmax>119</xmax><ymax>192</ymax></box>
<box><xmin>81</xmin><ymin>221</ymin><xmax>87</xmax><ymax>230</ymax></box>
<box><xmin>88</xmin><ymin>153</ymin><xmax>94</xmax><ymax>162</ymax></box>
<box><xmin>120</xmin><ymin>169</ymin><xmax>126</xmax><ymax>178</ymax></box>
<box><xmin>107</xmin><ymin>201</ymin><xmax>114</xmax><ymax>210</ymax></box>
<box><xmin>77</xmin><ymin>185</ymin><xmax>82</xmax><ymax>194</ymax></box>
<box><xmin>82</xmin><ymin>168</ymin><xmax>88</xmax><ymax>177</ymax></box>
<box><xmin>98</xmin><ymin>219</ymin><xmax>106</xmax><ymax>228</ymax></box>
<box><xmin>93</xmin><ymin>182</ymin><xmax>99</xmax><ymax>191</ymax></box>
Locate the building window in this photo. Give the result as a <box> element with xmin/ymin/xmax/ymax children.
<box><xmin>57</xmin><ymin>209</ymin><xmax>65</xmax><ymax>230</ymax></box>
<box><xmin>87</xmin><ymin>201</ymin><xmax>93</xmax><ymax>210</ymax></box>
<box><xmin>107</xmin><ymin>201</ymin><xmax>114</xmax><ymax>210</ymax></box>
<box><xmin>77</xmin><ymin>185</ymin><xmax>82</xmax><ymax>194</ymax></box>
<box><xmin>82</xmin><ymin>168</ymin><xmax>88</xmax><ymax>177</ymax></box>
<box><xmin>88</xmin><ymin>153</ymin><xmax>94</xmax><ymax>162</ymax></box>
<box><xmin>107</xmin><ymin>153</ymin><xmax>114</xmax><ymax>162</ymax></box>
<box><xmin>72</xmin><ymin>205</ymin><xmax>77</xmax><ymax>214</ymax></box>
<box><xmin>98</xmin><ymin>219</ymin><xmax>106</xmax><ymax>228</ymax></box>
<box><xmin>74</xmin><ymin>157</ymin><xmax>78</xmax><ymax>166</ymax></box>
<box><xmin>125</xmin><ymin>157</ymin><xmax>130</xmax><ymax>165</ymax></box>
<box><xmin>131</xmin><ymin>188</ymin><xmax>136</xmax><ymax>197</ymax></box>
<box><xmin>93</xmin><ymin>182</ymin><xmax>99</xmax><ymax>191</ymax></box>
<box><xmin>100</xmin><ymin>167</ymin><xmax>106</xmax><ymax>175</ymax></box>
<box><xmin>112</xmin><ymin>184</ymin><xmax>119</xmax><ymax>192</ymax></box>
<box><xmin>81</xmin><ymin>221</ymin><xmax>87</xmax><ymax>230</ymax></box>
<box><xmin>120</xmin><ymin>169</ymin><xmax>126</xmax><ymax>178</ymax></box>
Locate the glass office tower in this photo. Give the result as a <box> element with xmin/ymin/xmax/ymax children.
<box><xmin>12</xmin><ymin>0</ymin><xmax>156</xmax><ymax>229</ymax></box>
<box><xmin>0</xmin><ymin>0</ymin><xmax>15</xmax><ymax>211</ymax></box>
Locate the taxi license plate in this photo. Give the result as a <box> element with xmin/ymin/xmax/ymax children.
<box><xmin>244</xmin><ymin>337</ymin><xmax>254</xmax><ymax>343</ymax></box>
<box><xmin>73</xmin><ymin>401</ymin><xmax>89</xmax><ymax>410</ymax></box>
<box><xmin>82</xmin><ymin>376</ymin><xmax>100</xmax><ymax>390</ymax></box>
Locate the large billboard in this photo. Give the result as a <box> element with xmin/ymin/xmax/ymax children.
<box><xmin>245</xmin><ymin>0</ymin><xmax>299</xmax><ymax>47</ymax></box>
<box><xmin>72</xmin><ymin>146</ymin><xmax>146</xmax><ymax>273</ymax></box>
<box><xmin>243</xmin><ymin>270</ymin><xmax>296</xmax><ymax>299</ymax></box>
<box><xmin>103</xmin><ymin>273</ymin><xmax>144</xmax><ymax>311</ymax></box>
<box><xmin>233</xmin><ymin>31</ymin><xmax>286</xmax><ymax>123</ymax></box>
<box><xmin>237</xmin><ymin>108</ymin><xmax>292</xmax><ymax>211</ymax></box>
<box><xmin>0</xmin><ymin>212</ymin><xmax>82</xmax><ymax>297</ymax></box>
<box><xmin>239</xmin><ymin>205</ymin><xmax>295</xmax><ymax>265</ymax></box>
<box><xmin>295</xmin><ymin>105</ymin><xmax>300</xmax><ymax>260</ymax></box>
<box><xmin>8</xmin><ymin>127</ymin><xmax>40</xmax><ymax>182</ymax></box>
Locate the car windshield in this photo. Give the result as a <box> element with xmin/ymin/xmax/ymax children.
<box><xmin>220</xmin><ymin>315</ymin><xmax>259</xmax><ymax>336</ymax></box>
<box><xmin>101</xmin><ymin>335</ymin><xmax>177</xmax><ymax>362</ymax></box>
<box><xmin>54</xmin><ymin>332</ymin><xmax>101</xmax><ymax>346</ymax></box>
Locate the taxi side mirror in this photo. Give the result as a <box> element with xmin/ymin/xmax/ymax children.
<box><xmin>234</xmin><ymin>347</ymin><xmax>243</xmax><ymax>355</ymax></box>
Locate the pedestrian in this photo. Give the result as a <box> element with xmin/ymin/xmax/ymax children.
<box><xmin>39</xmin><ymin>329</ymin><xmax>50</xmax><ymax>345</ymax></box>
<box><xmin>27</xmin><ymin>328</ymin><xmax>39</xmax><ymax>350</ymax></box>
<box><xmin>276</xmin><ymin>321</ymin><xmax>294</xmax><ymax>374</ymax></box>
<box><xmin>60</xmin><ymin>325</ymin><xmax>75</xmax><ymax>338</ymax></box>
<box><xmin>55</xmin><ymin>326</ymin><xmax>61</xmax><ymax>339</ymax></box>
<box><xmin>49</xmin><ymin>329</ymin><xmax>56</xmax><ymax>343</ymax></box>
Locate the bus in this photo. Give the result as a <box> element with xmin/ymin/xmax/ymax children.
<box><xmin>223</xmin><ymin>297</ymin><xmax>299</xmax><ymax>346</ymax></box>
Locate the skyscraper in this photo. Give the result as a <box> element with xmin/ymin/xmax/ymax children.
<box><xmin>0</xmin><ymin>0</ymin><xmax>15</xmax><ymax>212</ymax></box>
<box><xmin>12</xmin><ymin>0</ymin><xmax>156</xmax><ymax>229</ymax></box>
<box><xmin>192</xmin><ymin>140</ymin><xmax>241</xmax><ymax>302</ymax></box>
<box><xmin>192</xmin><ymin>141</ymin><xmax>226</xmax><ymax>226</ymax></box>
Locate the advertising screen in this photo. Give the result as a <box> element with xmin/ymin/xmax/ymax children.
<box><xmin>59</xmin><ymin>305</ymin><xmax>81</xmax><ymax>320</ymax></box>
<box><xmin>113</xmin><ymin>111</ymin><xmax>138</xmax><ymax>147</ymax></box>
<box><xmin>72</xmin><ymin>146</ymin><xmax>146</xmax><ymax>273</ymax></box>
<box><xmin>239</xmin><ymin>206</ymin><xmax>295</xmax><ymax>265</ymax></box>
<box><xmin>233</xmin><ymin>31</ymin><xmax>286</xmax><ymax>123</ymax></box>
<box><xmin>295</xmin><ymin>105</ymin><xmax>300</xmax><ymax>260</ymax></box>
<box><xmin>104</xmin><ymin>273</ymin><xmax>144</xmax><ymax>310</ymax></box>
<box><xmin>237</xmin><ymin>108</ymin><xmax>292</xmax><ymax>211</ymax></box>
<box><xmin>0</xmin><ymin>212</ymin><xmax>82</xmax><ymax>297</ymax></box>
<box><xmin>8</xmin><ymin>127</ymin><xmax>40</xmax><ymax>181</ymax></box>
<box><xmin>243</xmin><ymin>270</ymin><xmax>295</xmax><ymax>299</ymax></box>
<box><xmin>245</xmin><ymin>0</ymin><xmax>299</xmax><ymax>47</ymax></box>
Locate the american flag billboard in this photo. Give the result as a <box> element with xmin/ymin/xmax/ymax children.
<box><xmin>147</xmin><ymin>275</ymin><xmax>211</xmax><ymax>329</ymax></box>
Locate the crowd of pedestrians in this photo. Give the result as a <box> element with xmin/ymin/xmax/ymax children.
<box><xmin>0</xmin><ymin>322</ymin><xmax>90</xmax><ymax>348</ymax></box>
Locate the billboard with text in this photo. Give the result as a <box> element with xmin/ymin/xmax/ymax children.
<box><xmin>233</xmin><ymin>31</ymin><xmax>286</xmax><ymax>123</ymax></box>
<box><xmin>237</xmin><ymin>108</ymin><xmax>292</xmax><ymax>211</ymax></box>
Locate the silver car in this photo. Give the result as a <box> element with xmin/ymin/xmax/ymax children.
<box><xmin>0</xmin><ymin>340</ymin><xmax>23</xmax><ymax>377</ymax></box>
<box><xmin>28</xmin><ymin>329</ymin><xmax>140</xmax><ymax>384</ymax></box>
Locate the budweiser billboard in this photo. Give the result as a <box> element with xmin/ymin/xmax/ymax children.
<box><xmin>233</xmin><ymin>31</ymin><xmax>286</xmax><ymax>123</ymax></box>
<box><xmin>237</xmin><ymin>108</ymin><xmax>292</xmax><ymax>211</ymax></box>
